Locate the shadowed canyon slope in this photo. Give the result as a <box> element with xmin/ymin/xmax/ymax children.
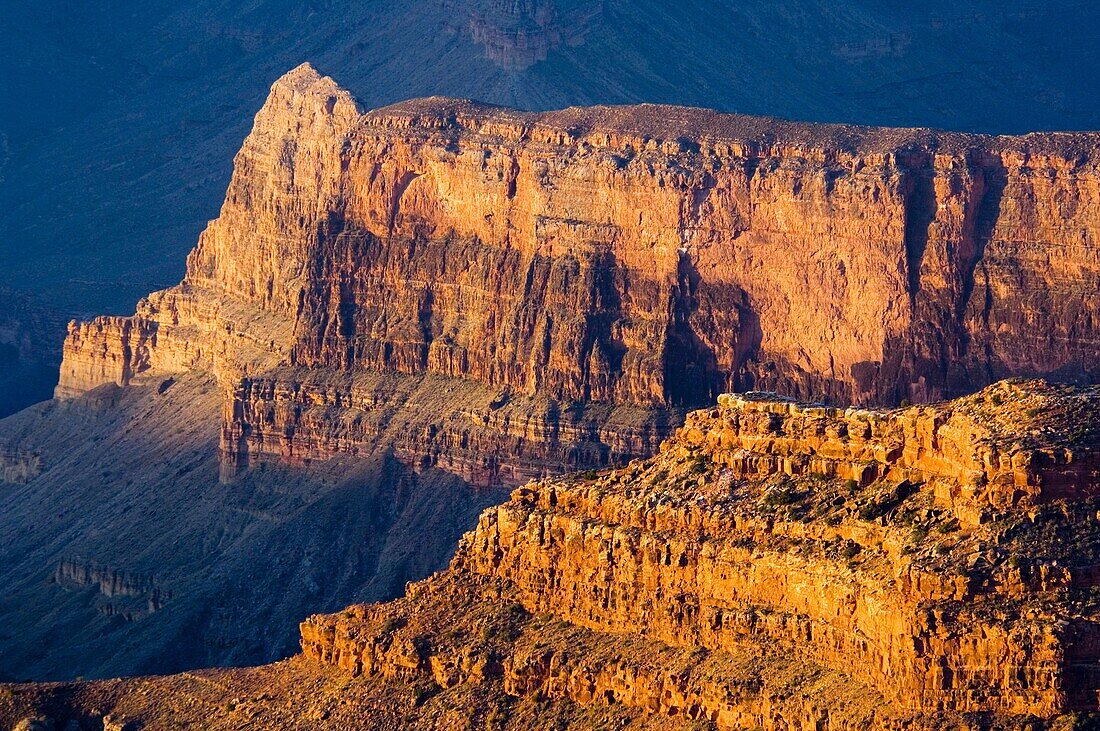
<box><xmin>0</xmin><ymin>373</ymin><xmax>505</xmax><ymax>681</ymax></box>
<box><xmin>3</xmin><ymin>63</ymin><xmax>1099</xmax><ymax>684</ymax></box>
<box><xmin>5</xmin><ymin>380</ymin><xmax>1100</xmax><ymax>729</ymax></box>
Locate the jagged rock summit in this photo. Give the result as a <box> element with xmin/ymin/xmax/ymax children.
<box><xmin>54</xmin><ymin>63</ymin><xmax>1100</xmax><ymax>491</ymax></box>
<box><xmin>4</xmin><ymin>379</ymin><xmax>1100</xmax><ymax>729</ymax></box>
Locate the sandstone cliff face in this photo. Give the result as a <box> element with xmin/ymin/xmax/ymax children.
<box><xmin>53</xmin><ymin>65</ymin><xmax>1100</xmax><ymax>489</ymax></box>
<box><xmin>299</xmin><ymin>380</ymin><xmax>1100</xmax><ymax>728</ymax></box>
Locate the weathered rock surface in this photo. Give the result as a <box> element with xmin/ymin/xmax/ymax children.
<box><xmin>7</xmin><ymin>380</ymin><xmax>1100</xmax><ymax>728</ymax></box>
<box><xmin>52</xmin><ymin>559</ymin><xmax>173</xmax><ymax>622</ymax></box>
<box><xmin>54</xmin><ymin>63</ymin><xmax>1100</xmax><ymax>489</ymax></box>
<box><xmin>446</xmin><ymin>0</ymin><xmax>604</xmax><ymax>71</ymax></box>
<box><xmin>0</xmin><ymin>447</ymin><xmax>41</xmax><ymax>484</ymax></box>
<box><xmin>297</xmin><ymin>380</ymin><xmax>1100</xmax><ymax>727</ymax></box>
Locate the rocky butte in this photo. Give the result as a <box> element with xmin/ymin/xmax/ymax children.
<box><xmin>53</xmin><ymin>62</ymin><xmax>1100</xmax><ymax>489</ymax></box>
<box><xmin>3</xmin><ymin>379</ymin><xmax>1100</xmax><ymax>728</ymax></box>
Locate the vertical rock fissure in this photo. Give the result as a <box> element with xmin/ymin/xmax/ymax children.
<box><xmin>902</xmin><ymin>157</ymin><xmax>937</xmax><ymax>304</ymax></box>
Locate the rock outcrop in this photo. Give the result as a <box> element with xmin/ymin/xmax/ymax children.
<box><xmin>52</xmin><ymin>559</ymin><xmax>172</xmax><ymax>622</ymax></box>
<box><xmin>0</xmin><ymin>447</ymin><xmax>41</xmax><ymax>484</ymax></box>
<box><xmin>445</xmin><ymin>0</ymin><xmax>604</xmax><ymax>70</ymax></box>
<box><xmin>53</xmin><ymin>63</ymin><xmax>1100</xmax><ymax>489</ymax></box>
<box><xmin>298</xmin><ymin>379</ymin><xmax>1100</xmax><ymax>728</ymax></box>
<box><xmin>7</xmin><ymin>380</ymin><xmax>1099</xmax><ymax>728</ymax></box>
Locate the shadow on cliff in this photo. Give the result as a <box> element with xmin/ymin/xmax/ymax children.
<box><xmin>665</xmin><ymin>251</ymin><xmax>763</xmax><ymax>408</ymax></box>
<box><xmin>869</xmin><ymin>154</ymin><xmax>1010</xmax><ymax>405</ymax></box>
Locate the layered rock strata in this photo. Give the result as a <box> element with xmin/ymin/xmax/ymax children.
<box><xmin>55</xmin><ymin>62</ymin><xmax>1100</xmax><ymax>486</ymax></box>
<box><xmin>300</xmin><ymin>380</ymin><xmax>1100</xmax><ymax>727</ymax></box>
<box><xmin>53</xmin><ymin>559</ymin><xmax>172</xmax><ymax>622</ymax></box>
<box><xmin>0</xmin><ymin>447</ymin><xmax>41</xmax><ymax>484</ymax></box>
<box><xmin>3</xmin><ymin>380</ymin><xmax>1099</xmax><ymax>728</ymax></box>
<box><xmin>446</xmin><ymin>0</ymin><xmax>604</xmax><ymax>71</ymax></box>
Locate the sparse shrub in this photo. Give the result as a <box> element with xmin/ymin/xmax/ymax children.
<box><xmin>763</xmin><ymin>484</ymin><xmax>799</xmax><ymax>506</ymax></box>
<box><xmin>936</xmin><ymin>519</ymin><xmax>960</xmax><ymax>534</ymax></box>
<box><xmin>412</xmin><ymin>685</ymin><xmax>435</xmax><ymax>708</ymax></box>
<box><xmin>857</xmin><ymin>501</ymin><xmax>880</xmax><ymax>521</ymax></box>
<box><xmin>380</xmin><ymin>616</ymin><xmax>404</xmax><ymax>635</ymax></box>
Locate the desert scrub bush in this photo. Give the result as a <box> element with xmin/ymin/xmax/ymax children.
<box><xmin>380</xmin><ymin>615</ymin><xmax>405</xmax><ymax>634</ymax></box>
<box><xmin>763</xmin><ymin>483</ymin><xmax>800</xmax><ymax>506</ymax></box>
<box><xmin>936</xmin><ymin>518</ymin><xmax>960</xmax><ymax>534</ymax></box>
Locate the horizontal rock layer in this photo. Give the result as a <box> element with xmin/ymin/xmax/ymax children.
<box><xmin>220</xmin><ymin>368</ymin><xmax>676</xmax><ymax>484</ymax></box>
<box><xmin>52</xmin><ymin>559</ymin><xmax>172</xmax><ymax>622</ymax></box>
<box><xmin>0</xmin><ymin>447</ymin><xmax>41</xmax><ymax>484</ymax></box>
<box><xmin>52</xmin><ymin>63</ymin><xmax>1100</xmax><ymax>483</ymax></box>
<box><xmin>301</xmin><ymin>380</ymin><xmax>1100</xmax><ymax>726</ymax></box>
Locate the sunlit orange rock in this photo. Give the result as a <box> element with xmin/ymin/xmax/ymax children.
<box><xmin>54</xmin><ymin>63</ymin><xmax>1100</xmax><ymax>487</ymax></box>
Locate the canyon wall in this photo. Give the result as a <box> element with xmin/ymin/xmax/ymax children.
<box><xmin>0</xmin><ymin>289</ymin><xmax>63</xmax><ymax>416</ymax></box>
<box><xmin>54</xmin><ymin>63</ymin><xmax>1100</xmax><ymax>484</ymax></box>
<box><xmin>301</xmin><ymin>380</ymin><xmax>1100</xmax><ymax>727</ymax></box>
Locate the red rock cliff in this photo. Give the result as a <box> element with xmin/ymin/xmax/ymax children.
<box><xmin>55</xmin><ymin>62</ymin><xmax>1100</xmax><ymax>482</ymax></box>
